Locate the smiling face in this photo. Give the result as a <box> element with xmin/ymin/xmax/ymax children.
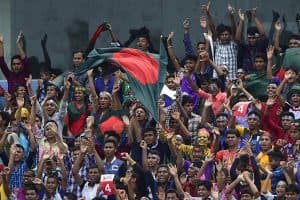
<box><xmin>137</xmin><ymin>37</ymin><xmax>149</xmax><ymax>52</ymax></box>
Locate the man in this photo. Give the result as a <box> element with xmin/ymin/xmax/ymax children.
<box><xmin>24</xmin><ymin>184</ymin><xmax>39</xmax><ymax>200</ymax></box>
<box><xmin>285</xmin><ymin>184</ymin><xmax>300</xmax><ymax>200</ymax></box>
<box><xmin>0</xmin><ymin>32</ymin><xmax>31</xmax><ymax>94</ymax></box>
<box><xmin>165</xmin><ymin>189</ymin><xmax>180</xmax><ymax>200</ymax></box>
<box><xmin>102</xmin><ymin>139</ymin><xmax>124</xmax><ymax>176</ymax></box>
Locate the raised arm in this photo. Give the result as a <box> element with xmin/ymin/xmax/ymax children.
<box><xmin>0</xmin><ymin>34</ymin><xmax>4</xmax><ymax>57</ymax></box>
<box><xmin>182</xmin><ymin>18</ymin><xmax>195</xmax><ymax>56</ymax></box>
<box><xmin>168</xmin><ymin>164</ymin><xmax>185</xmax><ymax>199</ymax></box>
<box><xmin>57</xmin><ymin>153</ymin><xmax>68</xmax><ymax>189</ymax></box>
<box><xmin>235</xmin><ymin>9</ymin><xmax>245</xmax><ymax>43</ymax></box>
<box><xmin>167</xmin><ymin>32</ymin><xmax>182</xmax><ymax>71</ymax></box>
<box><xmin>41</xmin><ymin>34</ymin><xmax>52</xmax><ymax>69</ymax></box>
<box><xmin>72</xmin><ymin>143</ymin><xmax>87</xmax><ymax>185</ymax></box>
<box><xmin>237</xmin><ymin>79</ymin><xmax>254</xmax><ymax>100</ymax></box>
<box><xmin>24</xmin><ymin>123</ymin><xmax>37</xmax><ymax>152</ymax></box>
<box><xmin>140</xmin><ymin>140</ymin><xmax>149</xmax><ymax>171</ymax></box>
<box><xmin>202</xmin><ymin>1</ymin><xmax>216</xmax><ymax>37</ymax></box>
<box><xmin>273</xmin><ymin>20</ymin><xmax>282</xmax><ymax>52</ymax></box>
<box><xmin>227</xmin><ymin>4</ymin><xmax>237</xmax><ymax>36</ymax></box>
<box><xmin>252</xmin><ymin>8</ymin><xmax>266</xmax><ymax>37</ymax></box>
<box><xmin>266</xmin><ymin>45</ymin><xmax>274</xmax><ymax>80</ymax></box>
<box><xmin>16</xmin><ymin>31</ymin><xmax>26</xmax><ymax>59</ymax></box>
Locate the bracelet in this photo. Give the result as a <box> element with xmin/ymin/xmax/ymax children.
<box><xmin>167</xmin><ymin>46</ymin><xmax>173</xmax><ymax>48</ymax></box>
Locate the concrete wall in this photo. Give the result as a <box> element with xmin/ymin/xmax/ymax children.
<box><xmin>1</xmin><ymin>0</ymin><xmax>299</xmax><ymax>78</ymax></box>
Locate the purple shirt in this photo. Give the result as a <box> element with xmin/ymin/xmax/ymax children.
<box><xmin>0</xmin><ymin>56</ymin><xmax>31</xmax><ymax>94</ymax></box>
<box><xmin>180</xmin><ymin>74</ymin><xmax>199</xmax><ymax>109</ymax></box>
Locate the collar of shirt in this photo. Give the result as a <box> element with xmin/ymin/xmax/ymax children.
<box><xmin>104</xmin><ymin>156</ymin><xmax>116</xmax><ymax>165</ymax></box>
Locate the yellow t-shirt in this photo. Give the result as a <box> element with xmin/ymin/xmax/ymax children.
<box><xmin>0</xmin><ymin>183</ymin><xmax>7</xmax><ymax>200</ymax></box>
<box><xmin>257</xmin><ymin>152</ymin><xmax>271</xmax><ymax>192</ymax></box>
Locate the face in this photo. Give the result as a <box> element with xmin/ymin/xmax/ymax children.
<box><xmin>104</xmin><ymin>142</ymin><xmax>116</xmax><ymax>158</ymax></box>
<box><xmin>166</xmin><ymin>77</ymin><xmax>176</xmax><ymax>90</ymax></box>
<box><xmin>137</xmin><ymin>37</ymin><xmax>149</xmax><ymax>51</ymax></box>
<box><xmin>143</xmin><ymin>131</ymin><xmax>156</xmax><ymax>145</ymax></box>
<box><xmin>72</xmin><ymin>149</ymin><xmax>80</xmax><ymax>161</ymax></box>
<box><xmin>45</xmin><ymin>177</ymin><xmax>58</xmax><ymax>194</ymax></box>
<box><xmin>185</xmin><ymin>59</ymin><xmax>196</xmax><ymax>72</ymax></box>
<box><xmin>285</xmin><ymin>192</ymin><xmax>298</xmax><ymax>200</ymax></box>
<box><xmin>34</xmin><ymin>116</ymin><xmax>42</xmax><ymax>128</ymax></box>
<box><xmin>99</xmin><ymin>95</ymin><xmax>111</xmax><ymax>109</ymax></box>
<box><xmin>247</xmin><ymin>116</ymin><xmax>259</xmax><ymax>130</ymax></box>
<box><xmin>196</xmin><ymin>43</ymin><xmax>206</xmax><ymax>55</ymax></box>
<box><xmin>236</xmin><ymin>71</ymin><xmax>245</xmax><ymax>80</ymax></box>
<box><xmin>285</xmin><ymin>70</ymin><xmax>297</xmax><ymax>84</ymax></box>
<box><xmin>14</xmin><ymin>147</ymin><xmax>24</xmax><ymax>162</ymax></box>
<box><xmin>208</xmin><ymin>83</ymin><xmax>219</xmax><ymax>96</ymax></box>
<box><xmin>197</xmin><ymin>185</ymin><xmax>210</xmax><ymax>199</ymax></box>
<box><xmin>288</xmin><ymin>39</ymin><xmax>300</xmax><ymax>48</ymax></box>
<box><xmin>281</xmin><ymin>116</ymin><xmax>293</xmax><ymax>130</ymax></box>
<box><xmin>40</xmin><ymin>72</ymin><xmax>51</xmax><ymax>81</ymax></box>
<box><xmin>291</xmin><ymin>93</ymin><xmax>300</xmax><ymax>107</ymax></box>
<box><xmin>88</xmin><ymin>168</ymin><xmax>100</xmax><ymax>183</ymax></box>
<box><xmin>12</xmin><ymin>58</ymin><xmax>23</xmax><ymax>73</ymax></box>
<box><xmin>240</xmin><ymin>194</ymin><xmax>252</xmax><ymax>200</ymax></box>
<box><xmin>147</xmin><ymin>154</ymin><xmax>160</xmax><ymax>168</ymax></box>
<box><xmin>276</xmin><ymin>182</ymin><xmax>286</xmax><ymax>197</ymax></box>
<box><xmin>269</xmin><ymin>158</ymin><xmax>280</xmax><ymax>169</ymax></box>
<box><xmin>226</xmin><ymin>134</ymin><xmax>239</xmax><ymax>147</ymax></box>
<box><xmin>192</xmin><ymin>148</ymin><xmax>204</xmax><ymax>162</ymax></box>
<box><xmin>166</xmin><ymin>192</ymin><xmax>179</xmax><ymax>200</ymax></box>
<box><xmin>45</xmin><ymin>100</ymin><xmax>57</xmax><ymax>116</ymax></box>
<box><xmin>197</xmin><ymin>132</ymin><xmax>209</xmax><ymax>146</ymax></box>
<box><xmin>44</xmin><ymin>122</ymin><xmax>57</xmax><ymax>140</ymax></box>
<box><xmin>25</xmin><ymin>190</ymin><xmax>39</xmax><ymax>200</ymax></box>
<box><xmin>73</xmin><ymin>52</ymin><xmax>85</xmax><ymax>68</ymax></box>
<box><xmin>254</xmin><ymin>57</ymin><xmax>266</xmax><ymax>71</ymax></box>
<box><xmin>183</xmin><ymin>102</ymin><xmax>193</xmax><ymax>115</ymax></box>
<box><xmin>23</xmin><ymin>171</ymin><xmax>34</xmax><ymax>184</ymax></box>
<box><xmin>156</xmin><ymin>167</ymin><xmax>169</xmax><ymax>183</ymax></box>
<box><xmin>74</xmin><ymin>90</ymin><xmax>84</xmax><ymax>102</ymax></box>
<box><xmin>135</xmin><ymin>108</ymin><xmax>147</xmax><ymax>121</ymax></box>
<box><xmin>16</xmin><ymin>86</ymin><xmax>26</xmax><ymax>97</ymax></box>
<box><xmin>259</xmin><ymin>135</ymin><xmax>272</xmax><ymax>151</ymax></box>
<box><xmin>216</xmin><ymin>118</ymin><xmax>228</xmax><ymax>131</ymax></box>
<box><xmin>289</xmin><ymin>130</ymin><xmax>300</xmax><ymax>142</ymax></box>
<box><xmin>248</xmin><ymin>36</ymin><xmax>258</xmax><ymax>46</ymax></box>
<box><xmin>267</xmin><ymin>84</ymin><xmax>277</xmax><ymax>98</ymax></box>
<box><xmin>187</xmin><ymin>164</ymin><xmax>199</xmax><ymax>177</ymax></box>
<box><xmin>219</xmin><ymin>31</ymin><xmax>231</xmax><ymax>44</ymax></box>
<box><xmin>46</xmin><ymin>86</ymin><xmax>57</xmax><ymax>98</ymax></box>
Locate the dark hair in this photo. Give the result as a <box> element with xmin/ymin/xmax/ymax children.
<box><xmin>157</xmin><ymin>164</ymin><xmax>169</xmax><ymax>171</ymax></box>
<box><xmin>198</xmin><ymin>180</ymin><xmax>212</xmax><ymax>191</ymax></box>
<box><xmin>44</xmin><ymin>120</ymin><xmax>58</xmax><ymax>130</ymax></box>
<box><xmin>72</xmin><ymin>50</ymin><xmax>86</xmax><ymax>59</ymax></box>
<box><xmin>64</xmin><ymin>192</ymin><xmax>77</xmax><ymax>200</ymax></box>
<box><xmin>166</xmin><ymin>74</ymin><xmax>175</xmax><ymax>80</ymax></box>
<box><xmin>239</xmin><ymin>187</ymin><xmax>253</xmax><ymax>196</ymax></box>
<box><xmin>104</xmin><ymin>131</ymin><xmax>121</xmax><ymax>143</ymax></box>
<box><xmin>165</xmin><ymin>189</ymin><xmax>179</xmax><ymax>198</ymax></box>
<box><xmin>181</xmin><ymin>95</ymin><xmax>193</xmax><ymax>106</ymax></box>
<box><xmin>285</xmin><ymin>66</ymin><xmax>298</xmax><ymax>74</ymax></box>
<box><xmin>226</xmin><ymin>129</ymin><xmax>240</xmax><ymax>137</ymax></box>
<box><xmin>0</xmin><ymin>111</ymin><xmax>10</xmax><ymax>126</ymax></box>
<box><xmin>210</xmin><ymin>78</ymin><xmax>222</xmax><ymax>89</ymax></box>
<box><xmin>16</xmin><ymin>144</ymin><xmax>25</xmax><ymax>151</ymax></box>
<box><xmin>286</xmin><ymin>184</ymin><xmax>300</xmax><ymax>194</ymax></box>
<box><xmin>288</xmin><ymin>34</ymin><xmax>300</xmax><ymax>42</ymax></box>
<box><xmin>40</xmin><ymin>67</ymin><xmax>51</xmax><ymax>75</ymax></box>
<box><xmin>183</xmin><ymin>54</ymin><xmax>198</xmax><ymax>63</ymax></box>
<box><xmin>254</xmin><ymin>52</ymin><xmax>267</xmax><ymax>62</ymax></box>
<box><xmin>104</xmin><ymin>139</ymin><xmax>117</xmax><ymax>148</ymax></box>
<box><xmin>148</xmin><ymin>150</ymin><xmax>160</xmax><ymax>158</ymax></box>
<box><xmin>268</xmin><ymin>151</ymin><xmax>284</xmax><ymax>161</ymax></box>
<box><xmin>280</xmin><ymin>111</ymin><xmax>295</xmax><ymax>119</ymax></box>
<box><xmin>247</xmin><ymin>27</ymin><xmax>259</xmax><ymax>36</ymax></box>
<box><xmin>247</xmin><ymin>110</ymin><xmax>261</xmax><ymax>119</ymax></box>
<box><xmin>196</xmin><ymin>41</ymin><xmax>206</xmax><ymax>46</ymax></box>
<box><xmin>24</xmin><ymin>184</ymin><xmax>39</xmax><ymax>194</ymax></box>
<box><xmin>142</xmin><ymin>127</ymin><xmax>157</xmax><ymax>135</ymax></box>
<box><xmin>89</xmin><ymin>164</ymin><xmax>99</xmax><ymax>171</ymax></box>
<box><xmin>216</xmin><ymin>24</ymin><xmax>232</xmax><ymax>36</ymax></box>
<box><xmin>11</xmin><ymin>54</ymin><xmax>22</xmax><ymax>65</ymax></box>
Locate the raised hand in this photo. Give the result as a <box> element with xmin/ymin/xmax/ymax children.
<box><xmin>171</xmin><ymin>110</ymin><xmax>180</xmax><ymax>121</ymax></box>
<box><xmin>80</xmin><ymin>143</ymin><xmax>88</xmax><ymax>154</ymax></box>
<box><xmin>86</xmin><ymin>116</ymin><xmax>95</xmax><ymax>129</ymax></box>
<box><xmin>24</xmin><ymin>122</ymin><xmax>32</xmax><ymax>131</ymax></box>
<box><xmin>199</xmin><ymin>51</ymin><xmax>209</xmax><ymax>62</ymax></box>
<box><xmin>204</xmin><ymin>97</ymin><xmax>213</xmax><ymax>107</ymax></box>
<box><xmin>120</xmin><ymin>152</ymin><xmax>131</xmax><ymax>161</ymax></box>
<box><xmin>16</xmin><ymin>31</ymin><xmax>23</xmax><ymax>44</ymax></box>
<box><xmin>211</xmin><ymin>128</ymin><xmax>220</xmax><ymax>137</ymax></box>
<box><xmin>32</xmin><ymin>177</ymin><xmax>43</xmax><ymax>185</ymax></box>
<box><xmin>173</xmin><ymin>74</ymin><xmax>181</xmax><ymax>87</ymax></box>
<box><xmin>168</xmin><ymin>164</ymin><xmax>178</xmax><ymax>177</ymax></box>
<box><xmin>201</xmin><ymin>1</ymin><xmax>211</xmax><ymax>13</ymax></box>
<box><xmin>205</xmin><ymin>153</ymin><xmax>215</xmax><ymax>162</ymax></box>
<box><xmin>87</xmin><ymin>69</ymin><xmax>94</xmax><ymax>77</ymax></box>
<box><xmin>167</xmin><ymin>32</ymin><xmax>174</xmax><ymax>46</ymax></box>
<box><xmin>166</xmin><ymin>131</ymin><xmax>175</xmax><ymax>141</ymax></box>
<box><xmin>41</xmin><ymin>33</ymin><xmax>47</xmax><ymax>47</ymax></box>
<box><xmin>25</xmin><ymin>74</ymin><xmax>32</xmax><ymax>87</ymax></box>
<box><xmin>200</xmin><ymin>16</ymin><xmax>207</xmax><ymax>29</ymax></box>
<box><xmin>274</xmin><ymin>20</ymin><xmax>282</xmax><ymax>32</ymax></box>
<box><xmin>227</xmin><ymin>4</ymin><xmax>235</xmax><ymax>15</ymax></box>
<box><xmin>0</xmin><ymin>33</ymin><xmax>3</xmax><ymax>43</ymax></box>
<box><xmin>238</xmin><ymin>9</ymin><xmax>245</xmax><ymax>21</ymax></box>
<box><xmin>251</xmin><ymin>7</ymin><xmax>257</xmax><ymax>18</ymax></box>
<box><xmin>140</xmin><ymin>140</ymin><xmax>147</xmax><ymax>149</ymax></box>
<box><xmin>183</xmin><ymin>18</ymin><xmax>190</xmax><ymax>31</ymax></box>
<box><xmin>267</xmin><ymin>45</ymin><xmax>274</xmax><ymax>60</ymax></box>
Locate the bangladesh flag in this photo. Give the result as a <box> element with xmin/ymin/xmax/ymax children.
<box><xmin>74</xmin><ymin>37</ymin><xmax>168</xmax><ymax>121</ymax></box>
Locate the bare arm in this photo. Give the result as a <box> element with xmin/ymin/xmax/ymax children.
<box><xmin>0</xmin><ymin>34</ymin><xmax>4</xmax><ymax>57</ymax></box>
<box><xmin>274</xmin><ymin>21</ymin><xmax>282</xmax><ymax>52</ymax></box>
<box><xmin>167</xmin><ymin>32</ymin><xmax>182</xmax><ymax>71</ymax></box>
<box><xmin>168</xmin><ymin>164</ymin><xmax>185</xmax><ymax>199</ymax></box>
<box><xmin>16</xmin><ymin>32</ymin><xmax>26</xmax><ymax>59</ymax></box>
<box><xmin>252</xmin><ymin>8</ymin><xmax>266</xmax><ymax>37</ymax></box>
<box><xmin>140</xmin><ymin>140</ymin><xmax>149</xmax><ymax>171</ymax></box>
<box><xmin>57</xmin><ymin>154</ymin><xmax>68</xmax><ymax>189</ymax></box>
<box><xmin>72</xmin><ymin>146</ymin><xmax>87</xmax><ymax>185</ymax></box>
<box><xmin>228</xmin><ymin>4</ymin><xmax>237</xmax><ymax>36</ymax></box>
<box><xmin>25</xmin><ymin>123</ymin><xmax>37</xmax><ymax>152</ymax></box>
<box><xmin>266</xmin><ymin>46</ymin><xmax>274</xmax><ymax>80</ymax></box>
<box><xmin>235</xmin><ymin>9</ymin><xmax>245</xmax><ymax>43</ymax></box>
<box><xmin>202</xmin><ymin>2</ymin><xmax>217</xmax><ymax>37</ymax></box>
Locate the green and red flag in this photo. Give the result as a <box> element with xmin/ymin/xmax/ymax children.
<box><xmin>75</xmin><ymin>37</ymin><xmax>168</xmax><ymax>122</ymax></box>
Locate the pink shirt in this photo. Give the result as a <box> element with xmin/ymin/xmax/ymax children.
<box><xmin>197</xmin><ymin>89</ymin><xmax>227</xmax><ymax>116</ymax></box>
